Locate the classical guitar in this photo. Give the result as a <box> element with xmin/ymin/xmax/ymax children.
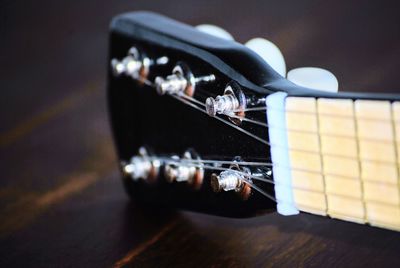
<box><xmin>107</xmin><ymin>11</ymin><xmax>400</xmax><ymax>232</ymax></box>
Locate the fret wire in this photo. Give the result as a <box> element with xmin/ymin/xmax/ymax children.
<box><xmin>177</xmin><ymin>86</ymin><xmax>398</xmax><ymax>145</ymax></box>
<box><xmin>216</xmin><ymin>109</ymin><xmax>395</xmax><ymax>145</ymax></box>
<box><xmin>162</xmin><ymin>159</ymin><xmax>400</xmax><ymax>198</ymax></box>
<box><xmin>240</xmin><ymin>105</ymin><xmax>397</xmax><ymax>123</ymax></box>
<box><xmin>221</xmin><ymin>112</ymin><xmax>395</xmax><ymax>145</ymax></box>
<box><xmin>146</xmin><ymin>158</ymin><xmax>400</xmax><ymax>201</ymax></box>
<box><xmin>120</xmin><ymin>74</ymin><xmax>400</xmax><ymax>208</ymax></box>
<box><xmin>171</xmin><ymin>93</ymin><xmax>398</xmax><ymax>165</ymax></box>
<box><xmin>190</xmin><ymin>98</ymin><xmax>399</xmax><ymax>164</ymax></box>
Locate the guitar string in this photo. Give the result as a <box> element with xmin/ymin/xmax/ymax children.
<box><xmin>142</xmin><ymin>79</ymin><xmax>154</xmax><ymax>87</ymax></box>
<box><xmin>174</xmin><ymin>160</ymin><xmax>400</xmax><ymax>204</ymax></box>
<box><xmin>204</xmin><ymin>84</ymin><xmax>399</xmax><ymax>124</ymax></box>
<box><xmin>137</xmin><ymin>76</ymin><xmax>398</xmax><ymax>123</ymax></box>
<box><xmin>152</xmin><ymin>157</ymin><xmax>400</xmax><ymax>201</ymax></box>
<box><xmin>170</xmin><ymin>94</ymin><xmax>270</xmax><ymax>145</ymax></box>
<box><xmin>129</xmin><ymin>77</ymin><xmax>270</xmax><ymax>145</ymax></box>
<box><xmin>183</xmin><ymin>89</ymin><xmax>397</xmax><ymax>145</ymax></box>
<box><xmin>158</xmin><ymin>158</ymin><xmax>276</xmax><ymax>201</ymax></box>
<box><xmin>168</xmin><ymin>161</ymin><xmax>274</xmax><ymax>185</ymax></box>
<box><xmin>129</xmin><ymin>77</ymin><xmax>399</xmax><ymax>167</ymax></box>
<box><xmin>172</xmin><ymin>92</ymin><xmax>399</xmax><ymax>166</ymax></box>
<box><xmin>123</xmin><ymin>78</ymin><xmax>277</xmax><ymax>201</ymax></box>
<box><xmin>177</xmin><ymin>158</ymin><xmax>273</xmax><ymax>167</ymax></box>
<box><xmin>160</xmin><ymin>80</ymin><xmax>399</xmax><ymax>167</ymax></box>
<box><xmin>233</xmin><ymin>105</ymin><xmax>399</xmax><ymax>124</ymax></box>
<box><xmin>226</xmin><ymin>111</ymin><xmax>395</xmax><ymax>145</ymax></box>
<box><xmin>177</xmin><ymin>93</ymin><xmax>206</xmax><ymax>107</ymax></box>
<box><xmin>121</xmin><ymin>77</ymin><xmax>399</xmax><ymax>203</ymax></box>
<box><xmin>155</xmin><ymin>157</ymin><xmax>273</xmax><ymax>181</ymax></box>
<box><xmin>146</xmin><ymin>156</ymin><xmax>395</xmax><ymax>204</ymax></box>
<box><xmin>156</xmin><ymin>157</ymin><xmax>386</xmax><ymax>185</ymax></box>
<box><xmin>221</xmin><ymin>112</ymin><xmax>269</xmax><ymax>127</ymax></box>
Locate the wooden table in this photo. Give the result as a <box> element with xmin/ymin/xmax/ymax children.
<box><xmin>1</xmin><ymin>0</ymin><xmax>400</xmax><ymax>267</ymax></box>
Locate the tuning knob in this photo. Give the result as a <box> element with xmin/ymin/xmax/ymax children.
<box><xmin>164</xmin><ymin>149</ymin><xmax>204</xmax><ymax>189</ymax></box>
<box><xmin>287</xmin><ymin>67</ymin><xmax>339</xmax><ymax>92</ymax></box>
<box><xmin>155</xmin><ymin>62</ymin><xmax>215</xmax><ymax>97</ymax></box>
<box><xmin>245</xmin><ymin>38</ymin><xmax>286</xmax><ymax>77</ymax></box>
<box><xmin>121</xmin><ymin>147</ymin><xmax>160</xmax><ymax>183</ymax></box>
<box><xmin>196</xmin><ymin>24</ymin><xmax>234</xmax><ymax>40</ymax></box>
<box><xmin>205</xmin><ymin>81</ymin><xmax>247</xmax><ymax>125</ymax></box>
<box><xmin>110</xmin><ymin>47</ymin><xmax>168</xmax><ymax>84</ymax></box>
<box><xmin>210</xmin><ymin>157</ymin><xmax>252</xmax><ymax>200</ymax></box>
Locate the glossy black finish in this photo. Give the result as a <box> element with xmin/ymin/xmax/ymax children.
<box><xmin>108</xmin><ymin>12</ymin><xmax>400</xmax><ymax>218</ymax></box>
<box><xmin>108</xmin><ymin>20</ymin><xmax>275</xmax><ymax>217</ymax></box>
<box><xmin>111</xmin><ymin>11</ymin><xmax>400</xmax><ymax>100</ymax></box>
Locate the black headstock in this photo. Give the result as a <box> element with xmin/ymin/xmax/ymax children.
<box><xmin>107</xmin><ymin>11</ymin><xmax>400</xmax><ymax>218</ymax></box>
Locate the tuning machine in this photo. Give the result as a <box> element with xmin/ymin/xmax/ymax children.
<box><xmin>155</xmin><ymin>62</ymin><xmax>215</xmax><ymax>97</ymax></box>
<box><xmin>121</xmin><ymin>147</ymin><xmax>161</xmax><ymax>183</ymax></box>
<box><xmin>164</xmin><ymin>149</ymin><xmax>204</xmax><ymax>189</ymax></box>
<box><xmin>205</xmin><ymin>81</ymin><xmax>248</xmax><ymax>125</ymax></box>
<box><xmin>210</xmin><ymin>157</ymin><xmax>252</xmax><ymax>200</ymax></box>
<box><xmin>110</xmin><ymin>47</ymin><xmax>169</xmax><ymax>84</ymax></box>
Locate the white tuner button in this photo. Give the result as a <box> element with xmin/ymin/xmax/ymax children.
<box><xmin>245</xmin><ymin>38</ymin><xmax>286</xmax><ymax>77</ymax></box>
<box><xmin>287</xmin><ymin>67</ymin><xmax>339</xmax><ymax>93</ymax></box>
<box><xmin>196</xmin><ymin>24</ymin><xmax>234</xmax><ymax>41</ymax></box>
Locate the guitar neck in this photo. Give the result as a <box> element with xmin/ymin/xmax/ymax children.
<box><xmin>271</xmin><ymin>94</ymin><xmax>400</xmax><ymax>231</ymax></box>
<box><xmin>108</xmin><ymin>11</ymin><xmax>400</xmax><ymax>233</ymax></box>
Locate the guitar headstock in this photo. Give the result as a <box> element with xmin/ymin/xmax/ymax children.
<box><xmin>107</xmin><ymin>11</ymin><xmax>400</xmax><ymax>229</ymax></box>
<box><xmin>107</xmin><ymin>11</ymin><xmax>288</xmax><ymax>217</ymax></box>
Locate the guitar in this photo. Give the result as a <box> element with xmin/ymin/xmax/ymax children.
<box><xmin>107</xmin><ymin>11</ymin><xmax>400</xmax><ymax>232</ymax></box>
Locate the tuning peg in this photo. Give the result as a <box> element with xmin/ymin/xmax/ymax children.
<box><xmin>196</xmin><ymin>24</ymin><xmax>234</xmax><ymax>40</ymax></box>
<box><xmin>155</xmin><ymin>62</ymin><xmax>215</xmax><ymax>97</ymax></box>
<box><xmin>287</xmin><ymin>67</ymin><xmax>339</xmax><ymax>92</ymax></box>
<box><xmin>110</xmin><ymin>47</ymin><xmax>169</xmax><ymax>84</ymax></box>
<box><xmin>121</xmin><ymin>147</ymin><xmax>160</xmax><ymax>183</ymax></box>
<box><xmin>245</xmin><ymin>38</ymin><xmax>286</xmax><ymax>77</ymax></box>
<box><xmin>210</xmin><ymin>162</ymin><xmax>252</xmax><ymax>200</ymax></box>
<box><xmin>164</xmin><ymin>149</ymin><xmax>204</xmax><ymax>189</ymax></box>
<box><xmin>205</xmin><ymin>81</ymin><xmax>246</xmax><ymax>125</ymax></box>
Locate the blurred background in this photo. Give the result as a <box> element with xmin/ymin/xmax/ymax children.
<box><xmin>1</xmin><ymin>0</ymin><xmax>400</xmax><ymax>267</ymax></box>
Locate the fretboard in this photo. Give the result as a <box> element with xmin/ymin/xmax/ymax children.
<box><xmin>274</xmin><ymin>96</ymin><xmax>400</xmax><ymax>231</ymax></box>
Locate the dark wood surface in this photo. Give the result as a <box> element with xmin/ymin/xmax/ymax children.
<box><xmin>1</xmin><ymin>1</ymin><xmax>400</xmax><ymax>267</ymax></box>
